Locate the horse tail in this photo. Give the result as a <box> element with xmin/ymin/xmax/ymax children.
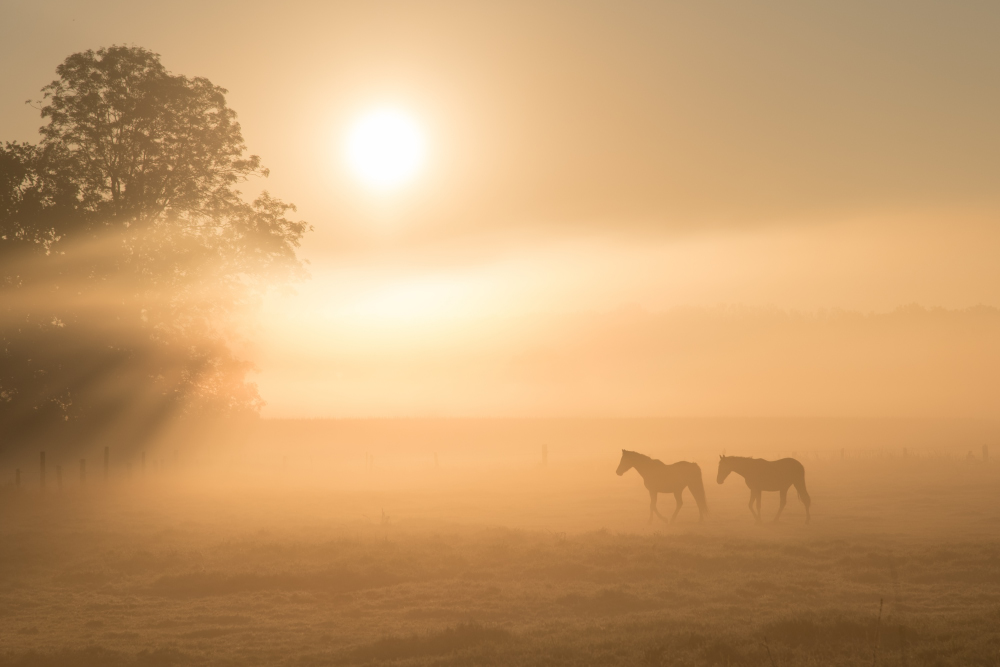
<box><xmin>688</xmin><ymin>465</ymin><xmax>709</xmax><ymax>518</ymax></box>
<box><xmin>793</xmin><ymin>466</ymin><xmax>812</xmax><ymax>523</ymax></box>
<box><xmin>795</xmin><ymin>478</ymin><xmax>811</xmax><ymax>506</ymax></box>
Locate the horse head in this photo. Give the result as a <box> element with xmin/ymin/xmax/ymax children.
<box><xmin>616</xmin><ymin>449</ymin><xmax>633</xmax><ymax>476</ymax></box>
<box><xmin>716</xmin><ymin>454</ymin><xmax>732</xmax><ymax>484</ymax></box>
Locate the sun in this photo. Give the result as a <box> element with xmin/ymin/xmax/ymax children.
<box><xmin>345</xmin><ymin>108</ymin><xmax>426</xmax><ymax>191</ymax></box>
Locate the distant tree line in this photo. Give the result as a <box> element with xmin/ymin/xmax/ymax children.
<box><xmin>0</xmin><ymin>46</ymin><xmax>310</xmax><ymax>447</ymax></box>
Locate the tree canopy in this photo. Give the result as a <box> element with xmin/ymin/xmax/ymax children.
<box><xmin>0</xmin><ymin>46</ymin><xmax>310</xmax><ymax>448</ymax></box>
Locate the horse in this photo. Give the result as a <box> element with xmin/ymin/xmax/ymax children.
<box><xmin>616</xmin><ymin>449</ymin><xmax>709</xmax><ymax>523</ymax></box>
<box><xmin>716</xmin><ymin>455</ymin><xmax>811</xmax><ymax>523</ymax></box>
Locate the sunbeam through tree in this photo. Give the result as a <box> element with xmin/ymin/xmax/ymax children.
<box><xmin>1</xmin><ymin>45</ymin><xmax>310</xmax><ymax>449</ymax></box>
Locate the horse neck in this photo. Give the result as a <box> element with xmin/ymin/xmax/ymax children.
<box><xmin>629</xmin><ymin>454</ymin><xmax>656</xmax><ymax>476</ymax></box>
<box><xmin>726</xmin><ymin>457</ymin><xmax>754</xmax><ymax>477</ymax></box>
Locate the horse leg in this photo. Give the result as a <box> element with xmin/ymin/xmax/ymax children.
<box><xmin>774</xmin><ymin>488</ymin><xmax>788</xmax><ymax>522</ymax></box>
<box><xmin>648</xmin><ymin>490</ymin><xmax>662</xmax><ymax>523</ymax></box>
<box><xmin>747</xmin><ymin>490</ymin><xmax>759</xmax><ymax>522</ymax></box>
<box><xmin>755</xmin><ymin>491</ymin><xmax>762</xmax><ymax>523</ymax></box>
<box><xmin>670</xmin><ymin>491</ymin><xmax>684</xmax><ymax>523</ymax></box>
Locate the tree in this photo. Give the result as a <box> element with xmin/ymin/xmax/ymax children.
<box><xmin>0</xmin><ymin>46</ymin><xmax>310</xmax><ymax>448</ymax></box>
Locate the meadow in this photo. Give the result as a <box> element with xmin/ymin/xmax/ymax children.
<box><xmin>1</xmin><ymin>419</ymin><xmax>998</xmax><ymax>666</ymax></box>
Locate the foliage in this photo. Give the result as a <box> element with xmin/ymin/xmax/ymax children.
<box><xmin>0</xmin><ymin>46</ymin><xmax>310</xmax><ymax>446</ymax></box>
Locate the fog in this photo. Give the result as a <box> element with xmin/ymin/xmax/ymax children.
<box><xmin>256</xmin><ymin>213</ymin><xmax>1000</xmax><ymax>418</ymax></box>
<box><xmin>3</xmin><ymin>2</ymin><xmax>1000</xmax><ymax>665</ymax></box>
<box><xmin>3</xmin><ymin>419</ymin><xmax>999</xmax><ymax>665</ymax></box>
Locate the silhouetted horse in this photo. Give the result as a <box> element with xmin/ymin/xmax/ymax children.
<box><xmin>616</xmin><ymin>450</ymin><xmax>708</xmax><ymax>523</ymax></box>
<box><xmin>716</xmin><ymin>455</ymin><xmax>811</xmax><ymax>523</ymax></box>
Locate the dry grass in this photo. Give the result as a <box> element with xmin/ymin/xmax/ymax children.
<box><xmin>1</xmin><ymin>427</ymin><xmax>999</xmax><ymax>666</ymax></box>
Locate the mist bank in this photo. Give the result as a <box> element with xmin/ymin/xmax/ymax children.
<box><xmin>3</xmin><ymin>415</ymin><xmax>996</xmax><ymax>490</ymax></box>
<box><xmin>244</xmin><ymin>416</ymin><xmax>1000</xmax><ymax>463</ymax></box>
<box><xmin>257</xmin><ymin>304</ymin><xmax>1000</xmax><ymax>419</ymax></box>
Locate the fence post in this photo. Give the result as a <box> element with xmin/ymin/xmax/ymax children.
<box><xmin>40</xmin><ymin>451</ymin><xmax>46</xmax><ymax>490</ymax></box>
<box><xmin>80</xmin><ymin>459</ymin><xmax>86</xmax><ymax>484</ymax></box>
<box><xmin>104</xmin><ymin>446</ymin><xmax>109</xmax><ymax>482</ymax></box>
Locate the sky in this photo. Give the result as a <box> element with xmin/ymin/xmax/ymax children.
<box><xmin>3</xmin><ymin>1</ymin><xmax>999</xmax><ymax>417</ymax></box>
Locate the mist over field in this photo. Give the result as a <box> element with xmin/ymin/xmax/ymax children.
<box><xmin>2</xmin><ymin>419</ymin><xmax>1000</xmax><ymax>666</ymax></box>
<box><xmin>256</xmin><ymin>304</ymin><xmax>1000</xmax><ymax>418</ymax></box>
<box><xmin>3</xmin><ymin>2</ymin><xmax>1000</xmax><ymax>666</ymax></box>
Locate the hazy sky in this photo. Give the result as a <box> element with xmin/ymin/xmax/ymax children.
<box><xmin>3</xmin><ymin>1</ymin><xmax>999</xmax><ymax>417</ymax></box>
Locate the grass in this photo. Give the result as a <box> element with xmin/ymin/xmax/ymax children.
<box><xmin>0</xmin><ymin>449</ymin><xmax>998</xmax><ymax>666</ymax></box>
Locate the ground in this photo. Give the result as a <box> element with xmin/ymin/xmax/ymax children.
<box><xmin>1</xmin><ymin>430</ymin><xmax>998</xmax><ymax>666</ymax></box>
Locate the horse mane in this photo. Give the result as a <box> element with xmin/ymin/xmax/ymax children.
<box><xmin>625</xmin><ymin>450</ymin><xmax>658</xmax><ymax>464</ymax></box>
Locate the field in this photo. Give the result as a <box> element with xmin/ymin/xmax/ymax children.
<box><xmin>1</xmin><ymin>419</ymin><xmax>999</xmax><ymax>666</ymax></box>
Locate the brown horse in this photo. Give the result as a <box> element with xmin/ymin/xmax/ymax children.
<box><xmin>716</xmin><ymin>455</ymin><xmax>811</xmax><ymax>523</ymax></box>
<box><xmin>616</xmin><ymin>450</ymin><xmax>708</xmax><ymax>523</ymax></box>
